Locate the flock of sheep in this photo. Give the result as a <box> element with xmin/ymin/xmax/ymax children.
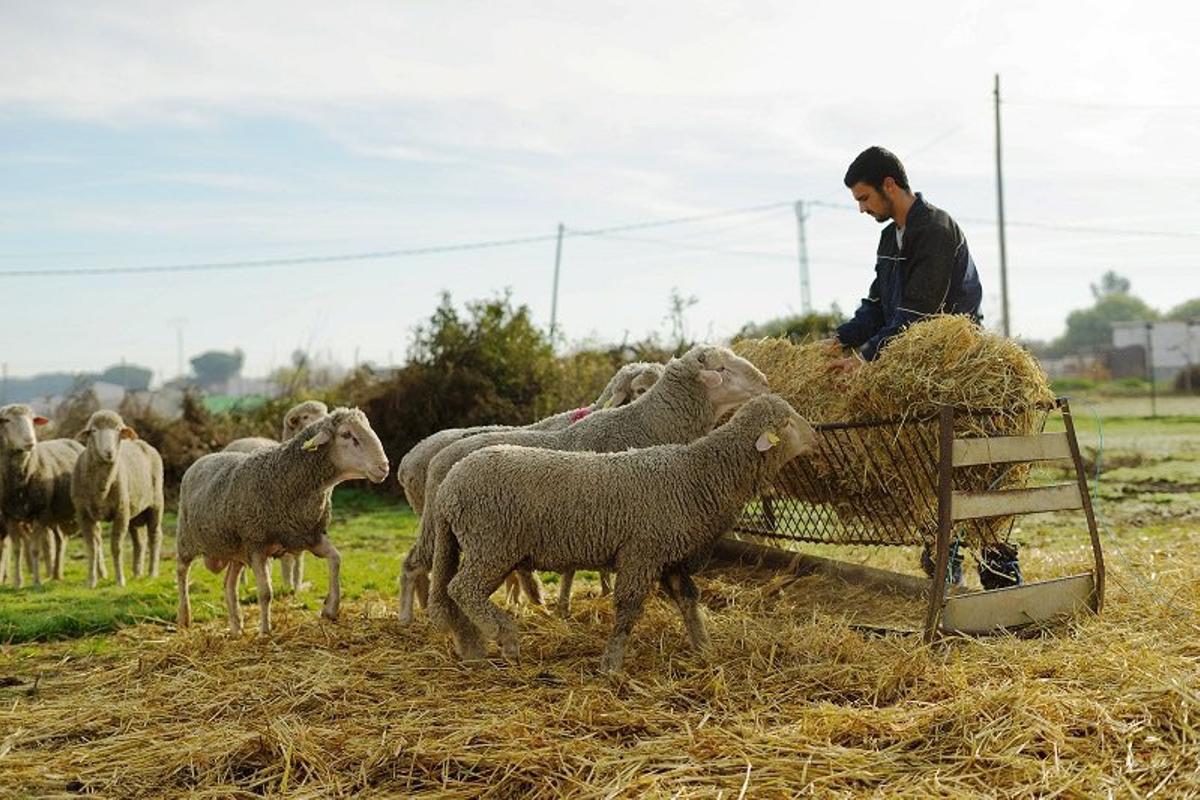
<box><xmin>0</xmin><ymin>344</ymin><xmax>817</xmax><ymax>673</ymax></box>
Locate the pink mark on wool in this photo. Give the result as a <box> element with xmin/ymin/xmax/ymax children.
<box><xmin>569</xmin><ymin>407</ymin><xmax>593</xmax><ymax>423</ymax></box>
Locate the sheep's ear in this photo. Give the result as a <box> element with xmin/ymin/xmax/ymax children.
<box><xmin>698</xmin><ymin>369</ymin><xmax>723</xmax><ymax>388</ymax></box>
<box><xmin>608</xmin><ymin>390</ymin><xmax>627</xmax><ymax>408</ymax></box>
<box><xmin>755</xmin><ymin>430</ymin><xmax>781</xmax><ymax>452</ymax></box>
<box><xmin>286</xmin><ymin>414</ymin><xmax>300</xmax><ymax>430</ymax></box>
<box><xmin>302</xmin><ymin>429</ymin><xmax>332</xmax><ymax>452</ymax></box>
<box><xmin>33</xmin><ymin>416</ymin><xmax>49</xmax><ymax>426</ymax></box>
<box><xmin>119</xmin><ymin>426</ymin><xmax>138</xmax><ymax>440</ymax></box>
<box><xmin>75</xmin><ymin>428</ymin><xmax>92</xmax><ymax>443</ymax></box>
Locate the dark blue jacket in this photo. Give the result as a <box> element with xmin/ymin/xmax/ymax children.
<box><xmin>836</xmin><ymin>194</ymin><xmax>983</xmax><ymax>360</ymax></box>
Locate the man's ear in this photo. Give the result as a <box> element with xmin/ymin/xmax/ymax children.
<box><xmin>33</xmin><ymin>416</ymin><xmax>49</xmax><ymax>426</ymax></box>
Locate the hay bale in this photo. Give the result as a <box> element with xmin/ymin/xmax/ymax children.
<box><xmin>732</xmin><ymin>317</ymin><xmax>1054</xmax><ymax>547</ymax></box>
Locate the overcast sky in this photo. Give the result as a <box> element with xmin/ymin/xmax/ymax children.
<box><xmin>2</xmin><ymin>1</ymin><xmax>1197</xmax><ymax>380</ymax></box>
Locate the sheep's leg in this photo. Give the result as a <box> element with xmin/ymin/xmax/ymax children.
<box><xmin>176</xmin><ymin>555</ymin><xmax>195</xmax><ymax>628</ymax></box>
<box><xmin>8</xmin><ymin>525</ymin><xmax>22</xmax><ymax>589</ymax></box>
<box><xmin>397</xmin><ymin>553</ymin><xmax>423</xmax><ymax>623</ymax></box>
<box><xmin>279</xmin><ymin>553</ymin><xmax>295</xmax><ymax>592</ymax></box>
<box><xmin>556</xmin><ymin>570</ymin><xmax>575</xmax><ymax>618</ymax></box>
<box><xmin>110</xmin><ymin>515</ymin><xmax>130</xmax><ymax>587</ymax></box>
<box><xmin>661</xmin><ymin>570</ymin><xmax>709</xmax><ymax>650</ymax></box>
<box><xmin>293</xmin><ymin>552</ymin><xmax>306</xmax><ymax>591</ymax></box>
<box><xmin>414</xmin><ymin>571</ymin><xmax>430</xmax><ymax>609</ymax></box>
<box><xmin>131</xmin><ymin>524</ymin><xmax>146</xmax><ymax>578</ymax></box>
<box><xmin>80</xmin><ymin>517</ymin><xmax>103</xmax><ymax>588</ymax></box>
<box><xmin>310</xmin><ymin>535</ymin><xmax>341</xmax><ymax>621</ymax></box>
<box><xmin>600</xmin><ymin>569</ymin><xmax>656</xmax><ymax>673</ymax></box>
<box><xmin>250</xmin><ymin>551</ymin><xmax>273</xmax><ymax>635</ymax></box>
<box><xmin>0</xmin><ymin>536</ymin><xmax>8</xmax><ymax>585</ymax></box>
<box><xmin>146</xmin><ymin>508</ymin><xmax>163</xmax><ymax>578</ymax></box>
<box><xmin>53</xmin><ymin>527</ymin><xmax>67</xmax><ymax>580</ymax></box>
<box><xmin>24</xmin><ymin>527</ymin><xmax>42</xmax><ymax>588</ymax></box>
<box><xmin>224</xmin><ymin>562</ymin><xmax>245</xmax><ymax>636</ymax></box>
<box><xmin>599</xmin><ymin>570</ymin><xmax>613</xmax><ymax>596</ymax></box>
<box><xmin>448</xmin><ymin>557</ymin><xmax>520</xmax><ymax>663</ymax></box>
<box><xmin>517</xmin><ymin>569</ymin><xmax>543</xmax><ymax>606</ymax></box>
<box><xmin>503</xmin><ymin>573</ymin><xmax>521</xmax><ymax>606</ymax></box>
<box><xmin>38</xmin><ymin>528</ymin><xmax>53</xmax><ymax>582</ymax></box>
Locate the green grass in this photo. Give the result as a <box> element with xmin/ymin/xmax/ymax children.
<box><xmin>0</xmin><ymin>488</ymin><xmax>420</xmax><ymax>643</ymax></box>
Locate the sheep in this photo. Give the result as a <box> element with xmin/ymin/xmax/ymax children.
<box><xmin>175</xmin><ymin>407</ymin><xmax>389</xmax><ymax>635</ymax></box>
<box><xmin>428</xmin><ymin>393</ymin><xmax>816</xmax><ymax>671</ymax></box>
<box><xmin>397</xmin><ymin>362</ymin><xmax>662</xmax><ymax>514</ymax></box>
<box><xmin>0</xmin><ymin>404</ymin><xmax>83</xmax><ymax>587</ymax></box>
<box><xmin>71</xmin><ymin>410</ymin><xmax>165</xmax><ymax>587</ymax></box>
<box><xmin>222</xmin><ymin>400</ymin><xmax>332</xmax><ymax>591</ymax></box>
<box><xmin>397</xmin><ymin>345</ymin><xmax>767</xmax><ymax>623</ymax></box>
<box><xmin>394</xmin><ymin>361</ymin><xmax>663</xmax><ymax>616</ymax></box>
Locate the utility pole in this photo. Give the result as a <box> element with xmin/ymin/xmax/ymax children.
<box><xmin>548</xmin><ymin>222</ymin><xmax>565</xmax><ymax>345</ymax></box>
<box><xmin>794</xmin><ymin>201</ymin><xmax>812</xmax><ymax>314</ymax></box>
<box><xmin>1146</xmin><ymin>321</ymin><xmax>1157</xmax><ymax>418</ymax></box>
<box><xmin>994</xmin><ymin>73</ymin><xmax>1011</xmax><ymax>338</ymax></box>
<box><xmin>169</xmin><ymin>318</ymin><xmax>187</xmax><ymax>380</ymax></box>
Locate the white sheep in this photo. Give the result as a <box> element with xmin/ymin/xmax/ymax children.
<box><xmin>71</xmin><ymin>410</ymin><xmax>165</xmax><ymax>587</ymax></box>
<box><xmin>398</xmin><ymin>346</ymin><xmax>767</xmax><ymax>623</ymax></box>
<box><xmin>222</xmin><ymin>400</ymin><xmax>332</xmax><ymax>591</ymax></box>
<box><xmin>0</xmin><ymin>404</ymin><xmax>83</xmax><ymax>587</ymax></box>
<box><xmin>428</xmin><ymin>393</ymin><xmax>816</xmax><ymax>671</ymax></box>
<box><xmin>397</xmin><ymin>363</ymin><xmax>662</xmax><ymax>514</ymax></box>
<box><xmin>176</xmin><ymin>408</ymin><xmax>389</xmax><ymax>635</ymax></box>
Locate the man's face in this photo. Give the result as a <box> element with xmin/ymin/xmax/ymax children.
<box><xmin>850</xmin><ymin>180</ymin><xmax>894</xmax><ymax>223</ymax></box>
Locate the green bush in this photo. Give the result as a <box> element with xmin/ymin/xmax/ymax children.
<box><xmin>1050</xmin><ymin>378</ymin><xmax>1096</xmax><ymax>393</ymax></box>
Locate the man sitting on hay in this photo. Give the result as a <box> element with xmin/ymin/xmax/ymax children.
<box><xmin>828</xmin><ymin>145</ymin><xmax>1021</xmax><ymax>591</ymax></box>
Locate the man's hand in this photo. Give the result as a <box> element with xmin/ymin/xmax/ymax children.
<box><xmin>828</xmin><ymin>355</ymin><xmax>862</xmax><ymax>375</ymax></box>
<box><xmin>815</xmin><ymin>337</ymin><xmax>842</xmax><ymax>354</ymax></box>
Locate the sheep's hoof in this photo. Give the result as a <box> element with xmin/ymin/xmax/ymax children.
<box><xmin>598</xmin><ymin>651</ymin><xmax>624</xmax><ymax>674</ymax></box>
<box><xmin>320</xmin><ymin>607</ymin><xmax>339</xmax><ymax>622</ymax></box>
<box><xmin>396</xmin><ymin>609</ymin><xmax>414</xmax><ymax>624</ymax></box>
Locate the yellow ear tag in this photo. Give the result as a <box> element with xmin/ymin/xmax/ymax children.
<box><xmin>767</xmin><ymin>432</ymin><xmax>780</xmax><ymax>446</ymax></box>
<box><xmin>603</xmin><ymin>397</ymin><xmax>615</xmax><ymax>409</ymax></box>
<box><xmin>302</xmin><ymin>436</ymin><xmax>321</xmax><ymax>452</ymax></box>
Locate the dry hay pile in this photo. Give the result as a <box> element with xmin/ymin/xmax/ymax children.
<box><xmin>733</xmin><ymin>317</ymin><xmax>1055</xmax><ymax>547</ymax></box>
<box><xmin>1</xmin><ymin>544</ymin><xmax>1198</xmax><ymax>798</ymax></box>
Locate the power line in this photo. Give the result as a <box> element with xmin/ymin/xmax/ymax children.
<box><xmin>0</xmin><ymin>200</ymin><xmax>795</xmax><ymax>279</ymax></box>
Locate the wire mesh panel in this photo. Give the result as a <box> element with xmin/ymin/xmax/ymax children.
<box><xmin>737</xmin><ymin>408</ymin><xmax>1042</xmax><ymax>548</ymax></box>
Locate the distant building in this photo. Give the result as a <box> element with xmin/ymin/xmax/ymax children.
<box><xmin>1111</xmin><ymin>320</ymin><xmax>1200</xmax><ymax>383</ymax></box>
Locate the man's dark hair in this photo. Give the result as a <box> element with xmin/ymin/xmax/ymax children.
<box><xmin>844</xmin><ymin>146</ymin><xmax>910</xmax><ymax>191</ymax></box>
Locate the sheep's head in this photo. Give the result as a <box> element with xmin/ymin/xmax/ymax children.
<box><xmin>76</xmin><ymin>410</ymin><xmax>137</xmax><ymax>463</ymax></box>
<box><xmin>597</xmin><ymin>362</ymin><xmax>661</xmax><ymax>409</ymax></box>
<box><xmin>282</xmin><ymin>400</ymin><xmax>329</xmax><ymax>441</ymax></box>
<box><xmin>681</xmin><ymin>345</ymin><xmax>770</xmax><ymax>417</ymax></box>
<box><xmin>737</xmin><ymin>394</ymin><xmax>817</xmax><ymax>465</ymax></box>
<box><xmin>627</xmin><ymin>363</ymin><xmax>665</xmax><ymax>402</ymax></box>
<box><xmin>299</xmin><ymin>407</ymin><xmax>389</xmax><ymax>484</ymax></box>
<box><xmin>0</xmin><ymin>404</ymin><xmax>48</xmax><ymax>454</ymax></box>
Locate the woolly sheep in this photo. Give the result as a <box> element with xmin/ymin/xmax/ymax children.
<box><xmin>397</xmin><ymin>346</ymin><xmax>767</xmax><ymax>623</ymax></box>
<box><xmin>222</xmin><ymin>400</ymin><xmax>332</xmax><ymax>590</ymax></box>
<box><xmin>0</xmin><ymin>404</ymin><xmax>83</xmax><ymax>587</ymax></box>
<box><xmin>71</xmin><ymin>410</ymin><xmax>165</xmax><ymax>587</ymax></box>
<box><xmin>396</xmin><ymin>361</ymin><xmax>663</xmax><ymax>616</ymax></box>
<box><xmin>397</xmin><ymin>362</ymin><xmax>663</xmax><ymax>514</ymax></box>
<box><xmin>428</xmin><ymin>393</ymin><xmax>817</xmax><ymax>671</ymax></box>
<box><xmin>176</xmin><ymin>408</ymin><xmax>389</xmax><ymax>635</ymax></box>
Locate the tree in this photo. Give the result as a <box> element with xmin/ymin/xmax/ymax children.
<box><xmin>99</xmin><ymin>363</ymin><xmax>153</xmax><ymax>392</ymax></box>
<box><xmin>734</xmin><ymin>306</ymin><xmax>846</xmax><ymax>342</ymax></box>
<box><xmin>1165</xmin><ymin>297</ymin><xmax>1200</xmax><ymax>321</ymax></box>
<box><xmin>664</xmin><ymin>287</ymin><xmax>700</xmax><ymax>355</ymax></box>
<box><xmin>1090</xmin><ymin>270</ymin><xmax>1131</xmax><ymax>299</ymax></box>
<box><xmin>190</xmin><ymin>349</ymin><xmax>244</xmax><ymax>388</ymax></box>
<box><xmin>409</xmin><ymin>291</ymin><xmax>558</xmax><ymax>416</ymax></box>
<box><xmin>1052</xmin><ymin>273</ymin><xmax>1159</xmax><ymax>353</ymax></box>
